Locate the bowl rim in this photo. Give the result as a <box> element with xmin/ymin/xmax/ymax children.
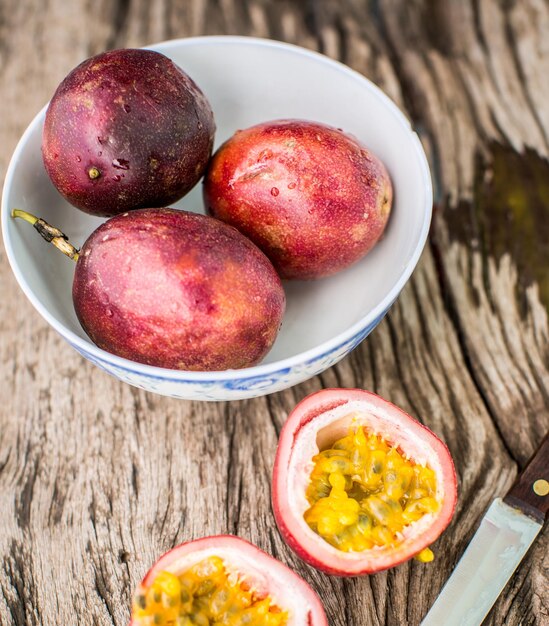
<box><xmin>1</xmin><ymin>35</ymin><xmax>432</xmax><ymax>383</ymax></box>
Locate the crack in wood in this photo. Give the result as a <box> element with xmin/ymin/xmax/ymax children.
<box><xmin>105</xmin><ymin>0</ymin><xmax>131</xmax><ymax>51</ymax></box>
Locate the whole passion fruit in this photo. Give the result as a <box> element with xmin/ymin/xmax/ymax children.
<box><xmin>272</xmin><ymin>389</ymin><xmax>457</xmax><ymax>576</ymax></box>
<box><xmin>129</xmin><ymin>535</ymin><xmax>328</xmax><ymax>625</ymax></box>
<box><xmin>203</xmin><ymin>119</ymin><xmax>392</xmax><ymax>279</ymax></box>
<box><xmin>43</xmin><ymin>48</ymin><xmax>215</xmax><ymax>217</ymax></box>
<box><xmin>13</xmin><ymin>208</ymin><xmax>285</xmax><ymax>371</ymax></box>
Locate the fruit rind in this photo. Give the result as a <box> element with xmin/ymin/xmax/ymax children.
<box><xmin>43</xmin><ymin>49</ymin><xmax>215</xmax><ymax>217</ymax></box>
<box><xmin>272</xmin><ymin>388</ymin><xmax>458</xmax><ymax>576</ymax></box>
<box><xmin>203</xmin><ymin>119</ymin><xmax>392</xmax><ymax>280</ymax></box>
<box><xmin>72</xmin><ymin>208</ymin><xmax>285</xmax><ymax>371</ymax></box>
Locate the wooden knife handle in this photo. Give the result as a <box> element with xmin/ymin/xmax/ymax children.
<box><xmin>504</xmin><ymin>433</ymin><xmax>549</xmax><ymax>523</ymax></box>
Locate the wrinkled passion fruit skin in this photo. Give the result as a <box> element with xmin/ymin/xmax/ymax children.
<box><xmin>73</xmin><ymin>208</ymin><xmax>285</xmax><ymax>371</ymax></box>
<box><xmin>43</xmin><ymin>49</ymin><xmax>215</xmax><ymax>217</ymax></box>
<box><xmin>203</xmin><ymin>120</ymin><xmax>392</xmax><ymax>279</ymax></box>
<box><xmin>272</xmin><ymin>388</ymin><xmax>458</xmax><ymax>576</ymax></box>
<box><xmin>129</xmin><ymin>535</ymin><xmax>328</xmax><ymax>626</ymax></box>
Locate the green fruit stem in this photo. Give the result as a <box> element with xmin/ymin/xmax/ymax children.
<box><xmin>11</xmin><ymin>209</ymin><xmax>80</xmax><ymax>262</ymax></box>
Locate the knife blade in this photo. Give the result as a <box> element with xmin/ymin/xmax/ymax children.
<box><xmin>421</xmin><ymin>433</ymin><xmax>549</xmax><ymax>626</ymax></box>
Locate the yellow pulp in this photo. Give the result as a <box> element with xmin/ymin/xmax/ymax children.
<box><xmin>304</xmin><ymin>426</ymin><xmax>439</xmax><ymax>555</ymax></box>
<box><xmin>132</xmin><ymin>556</ymin><xmax>288</xmax><ymax>626</ymax></box>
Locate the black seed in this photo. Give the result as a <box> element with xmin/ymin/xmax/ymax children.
<box><xmin>135</xmin><ymin>594</ymin><xmax>147</xmax><ymax>609</ymax></box>
<box><xmin>180</xmin><ymin>590</ymin><xmax>190</xmax><ymax>603</ymax></box>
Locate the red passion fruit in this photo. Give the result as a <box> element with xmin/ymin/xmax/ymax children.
<box><xmin>129</xmin><ymin>535</ymin><xmax>328</xmax><ymax>626</ymax></box>
<box><xmin>12</xmin><ymin>207</ymin><xmax>285</xmax><ymax>371</ymax></box>
<box><xmin>72</xmin><ymin>208</ymin><xmax>285</xmax><ymax>370</ymax></box>
<box><xmin>43</xmin><ymin>48</ymin><xmax>215</xmax><ymax>217</ymax></box>
<box><xmin>203</xmin><ymin>119</ymin><xmax>392</xmax><ymax>280</ymax></box>
<box><xmin>272</xmin><ymin>389</ymin><xmax>457</xmax><ymax>576</ymax></box>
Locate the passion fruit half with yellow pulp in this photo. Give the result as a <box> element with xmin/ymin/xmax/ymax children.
<box><xmin>130</xmin><ymin>535</ymin><xmax>328</xmax><ymax>625</ymax></box>
<box><xmin>272</xmin><ymin>389</ymin><xmax>457</xmax><ymax>576</ymax></box>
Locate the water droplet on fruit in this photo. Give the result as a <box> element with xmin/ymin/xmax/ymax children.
<box><xmin>123</xmin><ymin>104</ymin><xmax>131</xmax><ymax>113</ymax></box>
<box><xmin>112</xmin><ymin>158</ymin><xmax>130</xmax><ymax>170</ymax></box>
<box><xmin>271</xmin><ymin>187</ymin><xmax>279</xmax><ymax>196</ymax></box>
<box><xmin>288</xmin><ymin>182</ymin><xmax>296</xmax><ymax>189</ymax></box>
<box><xmin>75</xmin><ymin>156</ymin><xmax>81</xmax><ymax>162</ymax></box>
<box><xmin>112</xmin><ymin>175</ymin><xmax>121</xmax><ymax>181</ymax></box>
<box><xmin>197</xmin><ymin>122</ymin><xmax>203</xmax><ymax>130</ymax></box>
<box><xmin>106</xmin><ymin>308</ymin><xmax>113</xmax><ymax>317</ymax></box>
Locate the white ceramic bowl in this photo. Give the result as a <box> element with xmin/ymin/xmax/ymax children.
<box><xmin>2</xmin><ymin>36</ymin><xmax>432</xmax><ymax>401</ymax></box>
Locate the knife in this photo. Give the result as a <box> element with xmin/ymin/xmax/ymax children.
<box><xmin>421</xmin><ymin>433</ymin><xmax>549</xmax><ymax>626</ymax></box>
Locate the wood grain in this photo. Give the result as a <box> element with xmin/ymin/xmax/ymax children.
<box><xmin>0</xmin><ymin>1</ymin><xmax>548</xmax><ymax>625</ymax></box>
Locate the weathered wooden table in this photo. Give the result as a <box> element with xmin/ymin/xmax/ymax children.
<box><xmin>1</xmin><ymin>1</ymin><xmax>548</xmax><ymax>625</ymax></box>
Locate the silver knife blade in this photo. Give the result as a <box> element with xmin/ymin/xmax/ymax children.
<box><xmin>420</xmin><ymin>497</ymin><xmax>542</xmax><ymax>626</ymax></box>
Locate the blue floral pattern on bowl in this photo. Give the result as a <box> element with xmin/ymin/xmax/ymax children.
<box><xmin>68</xmin><ymin>310</ymin><xmax>388</xmax><ymax>401</ymax></box>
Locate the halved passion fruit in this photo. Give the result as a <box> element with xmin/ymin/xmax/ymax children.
<box><xmin>129</xmin><ymin>535</ymin><xmax>328</xmax><ymax>625</ymax></box>
<box><xmin>272</xmin><ymin>389</ymin><xmax>457</xmax><ymax>576</ymax></box>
